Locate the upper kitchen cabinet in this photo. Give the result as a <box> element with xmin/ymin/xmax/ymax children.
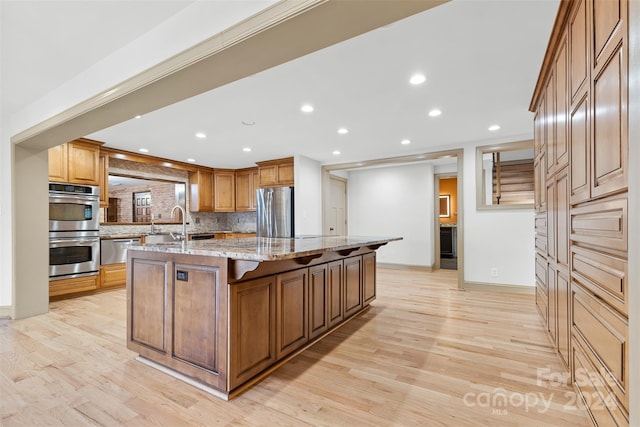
<box><xmin>257</xmin><ymin>157</ymin><xmax>294</xmax><ymax>188</ymax></box>
<box><xmin>189</xmin><ymin>168</ymin><xmax>214</xmax><ymax>212</ymax></box>
<box><xmin>235</xmin><ymin>167</ymin><xmax>259</xmax><ymax>211</ymax></box>
<box><xmin>213</xmin><ymin>170</ymin><xmax>235</xmax><ymax>212</ymax></box>
<box><xmin>48</xmin><ymin>139</ymin><xmax>102</xmax><ymax>185</ymax></box>
<box><xmin>189</xmin><ymin>168</ymin><xmax>236</xmax><ymax>212</ymax></box>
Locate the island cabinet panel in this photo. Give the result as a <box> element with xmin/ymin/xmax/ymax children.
<box><xmin>229</xmin><ymin>276</ymin><xmax>276</xmax><ymax>389</ymax></box>
<box><xmin>327</xmin><ymin>260</ymin><xmax>344</xmax><ymax>328</ymax></box>
<box><xmin>343</xmin><ymin>256</ymin><xmax>363</xmax><ymax>318</ymax></box>
<box><xmin>130</xmin><ymin>258</ymin><xmax>168</xmax><ymax>353</ymax></box>
<box><xmin>276</xmin><ymin>269</ymin><xmax>309</xmax><ymax>359</ymax></box>
<box><xmin>172</xmin><ymin>263</ymin><xmax>220</xmax><ymax>373</ymax></box>
<box><xmin>363</xmin><ymin>252</ymin><xmax>376</xmax><ymax>306</ymax></box>
<box><xmin>308</xmin><ymin>264</ymin><xmax>328</xmax><ymax>340</ymax></box>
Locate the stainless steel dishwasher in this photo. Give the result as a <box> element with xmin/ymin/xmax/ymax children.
<box><xmin>101</xmin><ymin>238</ymin><xmax>141</xmax><ymax>265</ymax></box>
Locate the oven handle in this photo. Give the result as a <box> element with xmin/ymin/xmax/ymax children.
<box><xmin>49</xmin><ymin>239</ymin><xmax>99</xmax><ymax>246</ymax></box>
<box><xmin>49</xmin><ymin>193</ymin><xmax>99</xmax><ymax>203</ymax></box>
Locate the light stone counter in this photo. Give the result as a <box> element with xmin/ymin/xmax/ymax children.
<box><xmin>130</xmin><ymin>235</ymin><xmax>402</xmax><ymax>261</ymax></box>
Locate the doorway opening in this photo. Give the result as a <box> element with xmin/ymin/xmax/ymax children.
<box><xmin>436</xmin><ymin>175</ymin><xmax>458</xmax><ymax>270</ymax></box>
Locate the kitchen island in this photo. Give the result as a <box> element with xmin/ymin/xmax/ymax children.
<box><xmin>126</xmin><ymin>236</ymin><xmax>400</xmax><ymax>399</ymax></box>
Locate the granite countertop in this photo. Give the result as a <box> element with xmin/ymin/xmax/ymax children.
<box><xmin>129</xmin><ymin>236</ymin><xmax>402</xmax><ymax>261</ymax></box>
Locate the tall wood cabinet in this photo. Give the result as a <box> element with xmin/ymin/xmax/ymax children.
<box><xmin>531</xmin><ymin>0</ymin><xmax>632</xmax><ymax>424</ymax></box>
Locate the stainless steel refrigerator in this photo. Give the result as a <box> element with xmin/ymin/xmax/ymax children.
<box><xmin>256</xmin><ymin>187</ymin><xmax>294</xmax><ymax>238</ymax></box>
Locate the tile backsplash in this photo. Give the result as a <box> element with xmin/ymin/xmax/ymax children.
<box><xmin>100</xmin><ymin>211</ymin><xmax>256</xmax><ymax>236</ymax></box>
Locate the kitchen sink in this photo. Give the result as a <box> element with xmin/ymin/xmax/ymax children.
<box><xmin>145</xmin><ymin>233</ymin><xmax>176</xmax><ymax>244</ymax></box>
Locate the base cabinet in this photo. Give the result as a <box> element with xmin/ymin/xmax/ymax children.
<box><xmin>229</xmin><ymin>276</ymin><xmax>276</xmax><ymax>389</ymax></box>
<box><xmin>309</xmin><ymin>264</ymin><xmax>329</xmax><ymax>340</ymax></box>
<box><xmin>100</xmin><ymin>264</ymin><xmax>126</xmax><ymax>289</ymax></box>
<box><xmin>49</xmin><ymin>275</ymin><xmax>99</xmax><ymax>298</ymax></box>
<box><xmin>128</xmin><ymin>252</ymin><xmax>228</xmax><ymax>391</ymax></box>
<box><xmin>129</xmin><ymin>248</ymin><xmax>379</xmax><ymax>397</ymax></box>
<box><xmin>344</xmin><ymin>256</ymin><xmax>363</xmax><ymax>318</ymax></box>
<box><xmin>276</xmin><ymin>269</ymin><xmax>309</xmax><ymax>359</ymax></box>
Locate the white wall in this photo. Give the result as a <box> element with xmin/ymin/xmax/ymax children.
<box><xmin>348</xmin><ymin>163</ymin><xmax>435</xmax><ymax>267</ymax></box>
<box><xmin>462</xmin><ymin>145</ymin><xmax>535</xmax><ymax>287</ymax></box>
<box><xmin>294</xmin><ymin>155</ymin><xmax>322</xmax><ymax>235</ymax></box>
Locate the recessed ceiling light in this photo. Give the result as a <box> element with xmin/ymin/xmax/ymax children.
<box><xmin>301</xmin><ymin>104</ymin><xmax>314</xmax><ymax>113</ymax></box>
<box><xmin>187</xmin><ymin>158</ymin><xmax>196</xmax><ymax>163</ymax></box>
<box><xmin>332</xmin><ymin>150</ymin><xmax>341</xmax><ymax>155</ymax></box>
<box><xmin>241</xmin><ymin>120</ymin><xmax>255</xmax><ymax>126</ymax></box>
<box><xmin>337</xmin><ymin>127</ymin><xmax>349</xmax><ymax>135</ymax></box>
<box><xmin>488</xmin><ymin>125</ymin><xmax>501</xmax><ymax>132</ymax></box>
<box><xmin>195</xmin><ymin>132</ymin><xmax>207</xmax><ymax>139</ymax></box>
<box><xmin>409</xmin><ymin>73</ymin><xmax>426</xmax><ymax>85</ymax></box>
<box><xmin>428</xmin><ymin>109</ymin><xmax>442</xmax><ymax>117</ymax></box>
<box><xmin>401</xmin><ymin>139</ymin><xmax>411</xmax><ymax>145</ymax></box>
<box><xmin>243</xmin><ymin>147</ymin><xmax>252</xmax><ymax>152</ymax></box>
<box><xmin>139</xmin><ymin>148</ymin><xmax>149</xmax><ymax>153</ymax></box>
<box><xmin>134</xmin><ymin>115</ymin><xmax>143</xmax><ymax>119</ymax></box>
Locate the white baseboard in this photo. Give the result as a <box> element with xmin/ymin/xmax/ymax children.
<box><xmin>0</xmin><ymin>306</ymin><xmax>13</xmax><ymax>319</ymax></box>
<box><xmin>377</xmin><ymin>263</ymin><xmax>434</xmax><ymax>272</ymax></box>
<box><xmin>462</xmin><ymin>281</ymin><xmax>535</xmax><ymax>295</ymax></box>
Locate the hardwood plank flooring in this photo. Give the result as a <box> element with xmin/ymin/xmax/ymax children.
<box><xmin>0</xmin><ymin>268</ymin><xmax>590</xmax><ymax>426</ymax></box>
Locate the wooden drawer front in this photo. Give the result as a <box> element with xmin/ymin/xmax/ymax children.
<box><xmin>535</xmin><ymin>214</ymin><xmax>547</xmax><ymax>235</ymax></box>
<box><xmin>536</xmin><ymin>283</ymin><xmax>548</xmax><ymax>323</ymax></box>
<box><xmin>572</xmin><ymin>246</ymin><xmax>627</xmax><ymax>315</ymax></box>
<box><xmin>570</xmin><ymin>196</ymin><xmax>627</xmax><ymax>253</ymax></box>
<box><xmin>571</xmin><ymin>284</ymin><xmax>628</xmax><ymax>410</ymax></box>
<box><xmin>573</xmin><ymin>339</ymin><xmax>629</xmax><ymax>427</ymax></box>
<box><xmin>50</xmin><ymin>275</ymin><xmax>98</xmax><ymax>297</ymax></box>
<box><xmin>535</xmin><ymin>254</ymin><xmax>548</xmax><ymax>291</ymax></box>
<box><xmin>535</xmin><ymin>234</ymin><xmax>547</xmax><ymax>254</ymax></box>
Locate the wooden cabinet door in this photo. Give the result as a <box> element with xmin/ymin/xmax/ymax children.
<box><xmin>258</xmin><ymin>165</ymin><xmax>278</xmax><ymax>187</ymax></box>
<box><xmin>99</xmin><ymin>263</ymin><xmax>126</xmax><ymax>289</ymax></box>
<box><xmin>189</xmin><ymin>169</ymin><xmax>214</xmax><ymax>212</ymax></box>
<box><xmin>67</xmin><ymin>141</ymin><xmax>100</xmax><ymax>185</ymax></box>
<box><xmin>557</xmin><ymin>270</ymin><xmax>570</xmax><ymax>367</ymax></box>
<box><xmin>49</xmin><ymin>275</ymin><xmax>98</xmax><ymax>297</ymax></box>
<box><xmin>327</xmin><ymin>260</ymin><xmax>344</xmax><ymax>328</ymax></box>
<box><xmin>343</xmin><ymin>256</ymin><xmax>363</xmax><ymax>318</ymax></box>
<box><xmin>235</xmin><ymin>169</ymin><xmax>256</xmax><ymax>211</ymax></box>
<box><xmin>172</xmin><ymin>263</ymin><xmax>221</xmax><ymax>374</ymax></box>
<box><xmin>363</xmin><ymin>252</ymin><xmax>376</xmax><ymax>306</ymax></box>
<box><xmin>214</xmin><ymin>171</ymin><xmax>235</xmax><ymax>212</ymax></box>
<box><xmin>129</xmin><ymin>257</ymin><xmax>168</xmax><ymax>353</ymax></box>
<box><xmin>591</xmin><ymin>43</ymin><xmax>627</xmax><ymax>198</ymax></box>
<box><xmin>277</xmin><ymin>162</ymin><xmax>294</xmax><ymax>185</ymax></box>
<box><xmin>276</xmin><ymin>268</ymin><xmax>308</xmax><ymax>359</ymax></box>
<box><xmin>570</xmin><ymin>94</ymin><xmax>590</xmax><ymax>203</ymax></box>
<box><xmin>229</xmin><ymin>275</ymin><xmax>276</xmax><ymax>389</ymax></box>
<box><xmin>555</xmin><ymin>36</ymin><xmax>569</xmax><ymax>170</ymax></box>
<box><xmin>48</xmin><ymin>144</ymin><xmax>68</xmax><ymax>183</ymax></box>
<box><xmin>98</xmin><ymin>151</ymin><xmax>109</xmax><ymax>207</ymax></box>
<box><xmin>308</xmin><ymin>264</ymin><xmax>328</xmax><ymax>340</ymax></box>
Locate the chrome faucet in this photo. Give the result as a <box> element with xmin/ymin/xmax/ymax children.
<box><xmin>170</xmin><ymin>205</ymin><xmax>187</xmax><ymax>242</ymax></box>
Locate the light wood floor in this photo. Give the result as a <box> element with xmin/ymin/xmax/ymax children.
<box><xmin>1</xmin><ymin>268</ymin><xmax>590</xmax><ymax>426</ymax></box>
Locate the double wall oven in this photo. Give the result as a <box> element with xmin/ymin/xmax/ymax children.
<box><xmin>49</xmin><ymin>183</ymin><xmax>100</xmax><ymax>280</ymax></box>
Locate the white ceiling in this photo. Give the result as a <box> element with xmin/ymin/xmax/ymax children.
<box><xmin>2</xmin><ymin>0</ymin><xmax>559</xmax><ymax>170</ymax></box>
